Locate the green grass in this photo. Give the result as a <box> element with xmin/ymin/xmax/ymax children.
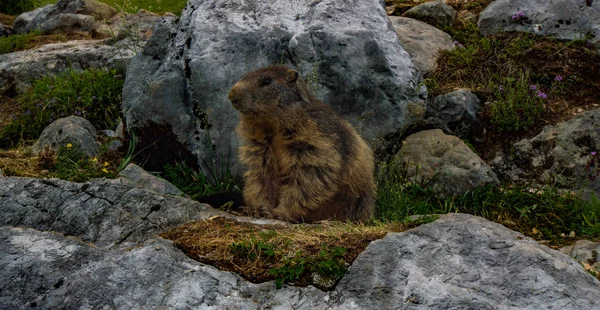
<box><xmin>39</xmin><ymin>0</ymin><xmax>186</xmax><ymax>14</ymax></box>
<box><xmin>161</xmin><ymin>161</ymin><xmax>238</xmax><ymax>199</ymax></box>
<box><xmin>0</xmin><ymin>67</ymin><xmax>125</xmax><ymax>148</ymax></box>
<box><xmin>375</xmin><ymin>163</ymin><xmax>600</xmax><ymax>245</ymax></box>
<box><xmin>0</xmin><ymin>31</ymin><xmax>41</xmax><ymax>55</ymax></box>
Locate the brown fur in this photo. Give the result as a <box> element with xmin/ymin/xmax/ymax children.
<box><xmin>228</xmin><ymin>65</ymin><xmax>376</xmax><ymax>223</ymax></box>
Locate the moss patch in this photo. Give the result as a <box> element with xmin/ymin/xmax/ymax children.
<box><xmin>161</xmin><ymin>217</ymin><xmax>427</xmax><ymax>289</ymax></box>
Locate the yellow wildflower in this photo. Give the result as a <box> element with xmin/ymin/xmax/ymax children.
<box><xmin>66</xmin><ymin>143</ymin><xmax>73</xmax><ymax>149</ymax></box>
<box><xmin>102</xmin><ymin>168</ymin><xmax>109</xmax><ymax>173</ymax></box>
<box><xmin>103</xmin><ymin>162</ymin><xmax>109</xmax><ymax>167</ymax></box>
<box><xmin>91</xmin><ymin>157</ymin><xmax>98</xmax><ymax>163</ymax></box>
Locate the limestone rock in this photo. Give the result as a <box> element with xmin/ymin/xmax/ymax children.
<box><xmin>478</xmin><ymin>0</ymin><xmax>600</xmax><ymax>45</ymax></box>
<box><xmin>389</xmin><ymin>16</ymin><xmax>455</xmax><ymax>74</ymax></box>
<box><xmin>0</xmin><ymin>39</ymin><xmax>134</xmax><ymax>96</ymax></box>
<box><xmin>421</xmin><ymin>89</ymin><xmax>482</xmax><ymax>137</ymax></box>
<box><xmin>13</xmin><ymin>0</ymin><xmax>117</xmax><ymax>34</ymax></box>
<box><xmin>0</xmin><ymin>177</ymin><xmax>218</xmax><ymax>247</ymax></box>
<box><xmin>561</xmin><ymin>239</ymin><xmax>600</xmax><ymax>275</ymax></box>
<box><xmin>123</xmin><ymin>0</ymin><xmax>425</xmax><ymax>176</ymax></box>
<box><xmin>394</xmin><ymin>129</ymin><xmax>499</xmax><ymax>197</ymax></box>
<box><xmin>118</xmin><ymin>163</ymin><xmax>185</xmax><ymax>196</ymax></box>
<box><xmin>492</xmin><ymin>108</ymin><xmax>600</xmax><ymax>199</ymax></box>
<box><xmin>32</xmin><ymin>116</ymin><xmax>99</xmax><ymax>157</ymax></box>
<box><xmin>402</xmin><ymin>0</ymin><xmax>457</xmax><ymax>28</ymax></box>
<box><xmin>333</xmin><ymin>214</ymin><xmax>600</xmax><ymax>309</ymax></box>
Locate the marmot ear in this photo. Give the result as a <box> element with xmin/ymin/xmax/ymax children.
<box><xmin>286</xmin><ymin>70</ymin><xmax>299</xmax><ymax>84</ymax></box>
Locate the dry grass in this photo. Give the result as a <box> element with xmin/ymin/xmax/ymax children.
<box><xmin>0</xmin><ymin>146</ymin><xmax>44</xmax><ymax>177</ymax></box>
<box><xmin>0</xmin><ymin>13</ymin><xmax>15</xmax><ymax>26</ymax></box>
<box><xmin>161</xmin><ymin>216</ymin><xmax>426</xmax><ymax>287</ymax></box>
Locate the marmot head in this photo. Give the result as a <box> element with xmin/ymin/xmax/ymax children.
<box><xmin>228</xmin><ymin>65</ymin><xmax>313</xmax><ymax>118</ymax></box>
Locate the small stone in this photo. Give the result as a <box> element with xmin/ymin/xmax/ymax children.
<box><xmin>569</xmin><ymin>231</ymin><xmax>576</xmax><ymax>238</ymax></box>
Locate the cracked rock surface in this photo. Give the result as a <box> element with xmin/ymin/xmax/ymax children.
<box><xmin>1</xmin><ymin>177</ymin><xmax>599</xmax><ymax>309</ymax></box>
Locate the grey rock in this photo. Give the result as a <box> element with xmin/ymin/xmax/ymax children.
<box><xmin>118</xmin><ymin>163</ymin><xmax>185</xmax><ymax>196</ymax></box>
<box><xmin>402</xmin><ymin>0</ymin><xmax>457</xmax><ymax>28</ymax></box>
<box><xmin>54</xmin><ymin>0</ymin><xmax>118</xmax><ymax>20</ymax></box>
<box><xmin>32</xmin><ymin>116</ymin><xmax>99</xmax><ymax>157</ymax></box>
<box><xmin>393</xmin><ymin>129</ymin><xmax>499</xmax><ymax>197</ymax></box>
<box><xmin>0</xmin><ymin>23</ymin><xmax>13</xmax><ymax>36</ymax></box>
<box><xmin>389</xmin><ymin>16</ymin><xmax>455</xmax><ymax>74</ymax></box>
<box><xmin>38</xmin><ymin>13</ymin><xmax>96</xmax><ymax>34</ymax></box>
<box><xmin>492</xmin><ymin>108</ymin><xmax>600</xmax><ymax>199</ymax></box>
<box><xmin>561</xmin><ymin>239</ymin><xmax>600</xmax><ymax>274</ymax></box>
<box><xmin>333</xmin><ymin>214</ymin><xmax>600</xmax><ymax>309</ymax></box>
<box><xmin>478</xmin><ymin>0</ymin><xmax>600</xmax><ymax>45</ymax></box>
<box><xmin>2</xmin><ymin>206</ymin><xmax>599</xmax><ymax>309</ymax></box>
<box><xmin>13</xmin><ymin>0</ymin><xmax>117</xmax><ymax>34</ymax></box>
<box><xmin>0</xmin><ymin>39</ymin><xmax>133</xmax><ymax>96</ymax></box>
<box><xmin>421</xmin><ymin>89</ymin><xmax>482</xmax><ymax>137</ymax></box>
<box><xmin>12</xmin><ymin>5</ymin><xmax>49</xmax><ymax>33</ymax></box>
<box><xmin>0</xmin><ymin>177</ymin><xmax>219</xmax><ymax>248</ymax></box>
<box><xmin>122</xmin><ymin>0</ymin><xmax>425</xmax><ymax>176</ymax></box>
<box><xmin>98</xmin><ymin>9</ymin><xmax>176</xmax><ymax>42</ymax></box>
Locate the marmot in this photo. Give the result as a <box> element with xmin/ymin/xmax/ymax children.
<box><xmin>228</xmin><ymin>65</ymin><xmax>376</xmax><ymax>223</ymax></box>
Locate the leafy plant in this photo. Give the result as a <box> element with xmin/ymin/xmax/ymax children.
<box><xmin>51</xmin><ymin>142</ymin><xmax>117</xmax><ymax>182</ymax></box>
<box><xmin>0</xmin><ymin>31</ymin><xmax>41</xmax><ymax>55</ymax></box>
<box><xmin>162</xmin><ymin>161</ymin><xmax>238</xmax><ymax>199</ymax></box>
<box><xmin>0</xmin><ymin>68</ymin><xmax>125</xmax><ymax>148</ymax></box>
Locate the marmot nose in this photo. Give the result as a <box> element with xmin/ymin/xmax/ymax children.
<box><xmin>228</xmin><ymin>83</ymin><xmax>244</xmax><ymax>108</ymax></box>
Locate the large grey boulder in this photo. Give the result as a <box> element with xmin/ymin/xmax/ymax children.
<box><xmin>393</xmin><ymin>129</ymin><xmax>499</xmax><ymax>197</ymax></box>
<box><xmin>0</xmin><ymin>39</ymin><xmax>134</xmax><ymax>96</ymax></box>
<box><xmin>389</xmin><ymin>16</ymin><xmax>455</xmax><ymax>75</ymax></box>
<box><xmin>478</xmin><ymin>0</ymin><xmax>600</xmax><ymax>45</ymax></box>
<box><xmin>420</xmin><ymin>89</ymin><xmax>482</xmax><ymax>137</ymax></box>
<box><xmin>122</xmin><ymin>0</ymin><xmax>425</xmax><ymax>176</ymax></box>
<box><xmin>492</xmin><ymin>108</ymin><xmax>600</xmax><ymax>199</ymax></box>
<box><xmin>32</xmin><ymin>116</ymin><xmax>99</xmax><ymax>157</ymax></box>
<box><xmin>402</xmin><ymin>0</ymin><xmax>457</xmax><ymax>28</ymax></box>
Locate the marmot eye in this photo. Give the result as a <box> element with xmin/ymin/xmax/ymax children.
<box><xmin>260</xmin><ymin>77</ymin><xmax>272</xmax><ymax>87</ymax></box>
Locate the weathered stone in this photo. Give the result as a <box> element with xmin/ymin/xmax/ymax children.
<box><xmin>32</xmin><ymin>116</ymin><xmax>99</xmax><ymax>157</ymax></box>
<box><xmin>13</xmin><ymin>0</ymin><xmax>117</xmax><ymax>34</ymax></box>
<box><xmin>478</xmin><ymin>0</ymin><xmax>600</xmax><ymax>45</ymax></box>
<box><xmin>492</xmin><ymin>108</ymin><xmax>600</xmax><ymax>199</ymax></box>
<box><xmin>0</xmin><ymin>177</ymin><xmax>219</xmax><ymax>248</ymax></box>
<box><xmin>118</xmin><ymin>163</ymin><xmax>185</xmax><ymax>196</ymax></box>
<box><xmin>123</xmin><ymin>0</ymin><xmax>425</xmax><ymax>177</ymax></box>
<box><xmin>393</xmin><ymin>129</ymin><xmax>499</xmax><ymax>197</ymax></box>
<box><xmin>39</xmin><ymin>13</ymin><xmax>96</xmax><ymax>34</ymax></box>
<box><xmin>421</xmin><ymin>89</ymin><xmax>482</xmax><ymax>137</ymax></box>
<box><xmin>333</xmin><ymin>214</ymin><xmax>600</xmax><ymax>309</ymax></box>
<box><xmin>98</xmin><ymin>9</ymin><xmax>176</xmax><ymax>41</ymax></box>
<box><xmin>402</xmin><ymin>0</ymin><xmax>457</xmax><ymax>28</ymax></box>
<box><xmin>0</xmin><ymin>39</ymin><xmax>134</xmax><ymax>96</ymax></box>
<box><xmin>389</xmin><ymin>16</ymin><xmax>455</xmax><ymax>74</ymax></box>
<box><xmin>55</xmin><ymin>0</ymin><xmax>118</xmax><ymax>20</ymax></box>
<box><xmin>2</xmin><ymin>205</ymin><xmax>599</xmax><ymax>309</ymax></box>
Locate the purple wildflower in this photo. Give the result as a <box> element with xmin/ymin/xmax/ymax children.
<box><xmin>9</xmin><ymin>114</ymin><xmax>16</xmax><ymax>119</ymax></box>
<box><xmin>529</xmin><ymin>84</ymin><xmax>537</xmax><ymax>91</ymax></box>
<box><xmin>592</xmin><ymin>151</ymin><xmax>598</xmax><ymax>156</ymax></box>
<box><xmin>499</xmin><ymin>85</ymin><xmax>504</xmax><ymax>92</ymax></box>
<box><xmin>536</xmin><ymin>90</ymin><xmax>548</xmax><ymax>99</ymax></box>
<box><xmin>74</xmin><ymin>111</ymin><xmax>81</xmax><ymax>116</ymax></box>
<box><xmin>511</xmin><ymin>10</ymin><xmax>525</xmax><ymax>20</ymax></box>
<box><xmin>25</xmin><ymin>110</ymin><xmax>31</xmax><ymax>115</ymax></box>
<box><xmin>554</xmin><ymin>75</ymin><xmax>563</xmax><ymax>82</ymax></box>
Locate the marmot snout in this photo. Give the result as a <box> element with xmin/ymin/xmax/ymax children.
<box><xmin>230</xmin><ymin>65</ymin><xmax>376</xmax><ymax>223</ymax></box>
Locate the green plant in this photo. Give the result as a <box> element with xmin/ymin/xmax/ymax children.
<box><xmin>0</xmin><ymin>0</ymin><xmax>40</xmax><ymax>15</ymax></box>
<box><xmin>0</xmin><ymin>32</ymin><xmax>39</xmax><ymax>55</ymax></box>
<box><xmin>269</xmin><ymin>252</ymin><xmax>307</xmax><ymax>289</ymax></box>
<box><xmin>162</xmin><ymin>161</ymin><xmax>237</xmax><ymax>199</ymax></box>
<box><xmin>52</xmin><ymin>143</ymin><xmax>116</xmax><ymax>182</ymax></box>
<box><xmin>0</xmin><ymin>68</ymin><xmax>125</xmax><ymax>148</ymax></box>
<box><xmin>488</xmin><ymin>71</ymin><xmax>546</xmax><ymax>132</ymax></box>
